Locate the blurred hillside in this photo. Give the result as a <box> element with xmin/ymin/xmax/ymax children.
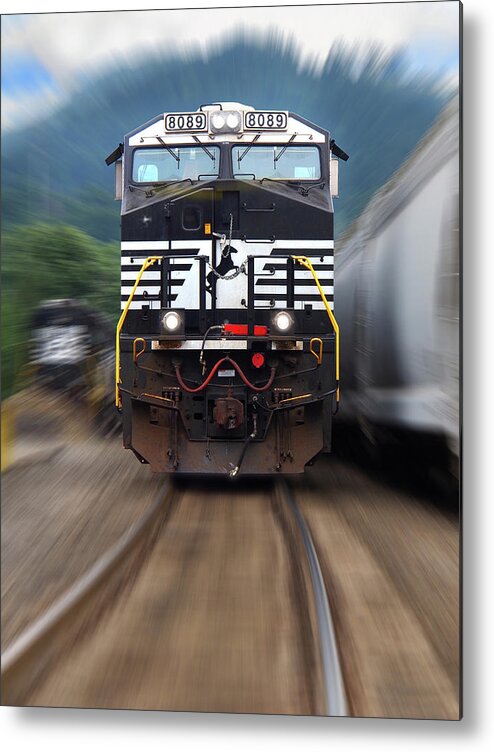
<box><xmin>1</xmin><ymin>38</ymin><xmax>452</xmax><ymax>397</ymax></box>
<box><xmin>2</xmin><ymin>38</ymin><xmax>449</xmax><ymax>241</ymax></box>
<box><xmin>1</xmin><ymin>224</ymin><xmax>120</xmax><ymax>397</ymax></box>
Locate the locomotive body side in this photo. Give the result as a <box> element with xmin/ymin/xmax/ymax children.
<box><xmin>336</xmin><ymin>98</ymin><xmax>460</xmax><ymax>466</ymax></box>
<box><xmin>111</xmin><ymin>103</ymin><xmax>344</xmax><ymax>476</ymax></box>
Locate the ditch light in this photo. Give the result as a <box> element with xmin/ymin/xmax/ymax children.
<box><xmin>271</xmin><ymin>310</ymin><xmax>295</xmax><ymax>334</ymax></box>
<box><xmin>161</xmin><ymin>310</ymin><xmax>185</xmax><ymax>336</ymax></box>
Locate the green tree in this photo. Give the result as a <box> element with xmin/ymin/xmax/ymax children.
<box><xmin>1</xmin><ymin>223</ymin><xmax>119</xmax><ymax>397</ymax></box>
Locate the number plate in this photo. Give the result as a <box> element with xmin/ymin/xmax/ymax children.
<box><xmin>244</xmin><ymin>111</ymin><xmax>288</xmax><ymax>130</ymax></box>
<box><xmin>164</xmin><ymin>112</ymin><xmax>208</xmax><ymax>132</ymax></box>
<box><xmin>218</xmin><ymin>369</ymin><xmax>235</xmax><ymax>378</ymax></box>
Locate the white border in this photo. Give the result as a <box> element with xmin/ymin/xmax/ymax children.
<box><xmin>2</xmin><ymin>1</ymin><xmax>493</xmax><ymax>750</ymax></box>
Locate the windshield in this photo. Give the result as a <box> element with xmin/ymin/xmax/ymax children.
<box><xmin>232</xmin><ymin>145</ymin><xmax>321</xmax><ymax>181</ymax></box>
<box><xmin>132</xmin><ymin>146</ymin><xmax>220</xmax><ymax>183</ymax></box>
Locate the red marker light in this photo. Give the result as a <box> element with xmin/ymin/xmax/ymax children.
<box><xmin>223</xmin><ymin>324</ymin><xmax>268</xmax><ymax>336</ymax></box>
<box><xmin>252</xmin><ymin>352</ymin><xmax>265</xmax><ymax>369</ymax></box>
<box><xmin>224</xmin><ymin>323</ymin><xmax>248</xmax><ymax>335</ymax></box>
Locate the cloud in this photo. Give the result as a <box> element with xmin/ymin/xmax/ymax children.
<box><xmin>1</xmin><ymin>83</ymin><xmax>61</xmax><ymax>130</ymax></box>
<box><xmin>1</xmin><ymin>51</ymin><xmax>56</xmax><ymax>96</ymax></box>
<box><xmin>1</xmin><ymin>1</ymin><xmax>460</xmax><ymax>129</ymax></box>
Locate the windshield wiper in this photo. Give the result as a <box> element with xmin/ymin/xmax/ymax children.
<box><xmin>237</xmin><ymin>133</ymin><xmax>261</xmax><ymax>164</ymax></box>
<box><xmin>157</xmin><ymin>136</ymin><xmax>180</xmax><ymax>165</ymax></box>
<box><xmin>192</xmin><ymin>135</ymin><xmax>216</xmax><ymax>162</ymax></box>
<box><xmin>273</xmin><ymin>134</ymin><xmax>296</xmax><ymax>163</ymax></box>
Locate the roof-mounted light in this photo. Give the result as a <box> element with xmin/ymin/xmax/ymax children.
<box><xmin>226</xmin><ymin>113</ymin><xmax>241</xmax><ymax>130</ymax></box>
<box><xmin>211</xmin><ymin>113</ymin><xmax>226</xmax><ymax>130</ymax></box>
<box><xmin>210</xmin><ymin>110</ymin><xmax>242</xmax><ymax>134</ymax></box>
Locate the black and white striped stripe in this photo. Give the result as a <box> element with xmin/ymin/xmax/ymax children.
<box><xmin>256</xmin><ymin>240</ymin><xmax>334</xmax><ymax>310</ymax></box>
<box><xmin>120</xmin><ymin>239</ymin><xmax>334</xmax><ymax>311</ymax></box>
<box><xmin>120</xmin><ymin>241</ymin><xmax>205</xmax><ymax>310</ymax></box>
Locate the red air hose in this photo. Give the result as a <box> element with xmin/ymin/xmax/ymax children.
<box><xmin>174</xmin><ymin>357</ymin><xmax>276</xmax><ymax>394</ymax></box>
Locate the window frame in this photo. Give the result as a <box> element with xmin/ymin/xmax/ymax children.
<box><xmin>130</xmin><ymin>144</ymin><xmax>223</xmax><ymax>186</ymax></box>
<box><xmin>230</xmin><ymin>143</ymin><xmax>323</xmax><ymax>182</ymax></box>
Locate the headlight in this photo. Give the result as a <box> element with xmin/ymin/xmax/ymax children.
<box><xmin>273</xmin><ymin>310</ymin><xmax>294</xmax><ymax>333</ymax></box>
<box><xmin>162</xmin><ymin>310</ymin><xmax>182</xmax><ymax>333</ymax></box>
<box><xmin>210</xmin><ymin>110</ymin><xmax>241</xmax><ymax>134</ymax></box>
<box><xmin>226</xmin><ymin>113</ymin><xmax>240</xmax><ymax>129</ymax></box>
<box><xmin>211</xmin><ymin>113</ymin><xmax>226</xmax><ymax>130</ymax></box>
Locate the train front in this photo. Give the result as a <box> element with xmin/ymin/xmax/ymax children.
<box><xmin>108</xmin><ymin>102</ymin><xmax>344</xmax><ymax>476</ymax></box>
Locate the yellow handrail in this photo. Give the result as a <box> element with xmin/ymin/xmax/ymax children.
<box><xmin>116</xmin><ymin>256</ymin><xmax>162</xmax><ymax>407</ymax></box>
<box><xmin>292</xmin><ymin>255</ymin><xmax>340</xmax><ymax>402</ymax></box>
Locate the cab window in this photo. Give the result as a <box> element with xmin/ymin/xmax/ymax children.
<box><xmin>132</xmin><ymin>146</ymin><xmax>220</xmax><ymax>183</ymax></box>
<box><xmin>232</xmin><ymin>145</ymin><xmax>321</xmax><ymax>180</ymax></box>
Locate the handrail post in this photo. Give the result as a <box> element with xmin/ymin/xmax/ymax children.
<box><xmin>116</xmin><ymin>256</ymin><xmax>162</xmax><ymax>408</ymax></box>
<box><xmin>292</xmin><ymin>255</ymin><xmax>340</xmax><ymax>402</ymax></box>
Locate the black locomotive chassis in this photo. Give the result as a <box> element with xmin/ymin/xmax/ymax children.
<box><xmin>119</xmin><ymin>335</ymin><xmax>336</xmax><ymax>475</ymax></box>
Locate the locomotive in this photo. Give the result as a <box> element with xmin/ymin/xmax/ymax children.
<box><xmin>106</xmin><ymin>103</ymin><xmax>347</xmax><ymax>476</ymax></box>
<box><xmin>30</xmin><ymin>299</ymin><xmax>115</xmax><ymax>418</ymax></box>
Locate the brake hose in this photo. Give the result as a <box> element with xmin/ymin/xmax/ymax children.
<box><xmin>174</xmin><ymin>356</ymin><xmax>276</xmax><ymax>393</ymax></box>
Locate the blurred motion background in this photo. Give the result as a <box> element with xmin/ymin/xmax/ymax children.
<box><xmin>1</xmin><ymin>2</ymin><xmax>459</xmax><ymax>400</ymax></box>
<box><xmin>0</xmin><ymin>1</ymin><xmax>461</xmax><ymax>721</ymax></box>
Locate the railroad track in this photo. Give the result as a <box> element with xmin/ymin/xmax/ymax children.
<box><xmin>278</xmin><ymin>481</ymin><xmax>347</xmax><ymax>716</ymax></box>
<box><xmin>2</xmin><ymin>480</ymin><xmax>347</xmax><ymax>716</ymax></box>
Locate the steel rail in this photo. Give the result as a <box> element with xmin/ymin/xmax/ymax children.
<box><xmin>1</xmin><ymin>484</ymin><xmax>174</xmax><ymax>703</ymax></box>
<box><xmin>279</xmin><ymin>481</ymin><xmax>348</xmax><ymax>716</ymax></box>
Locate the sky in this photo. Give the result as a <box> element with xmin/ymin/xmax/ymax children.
<box><xmin>1</xmin><ymin>0</ymin><xmax>460</xmax><ymax>131</ymax></box>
